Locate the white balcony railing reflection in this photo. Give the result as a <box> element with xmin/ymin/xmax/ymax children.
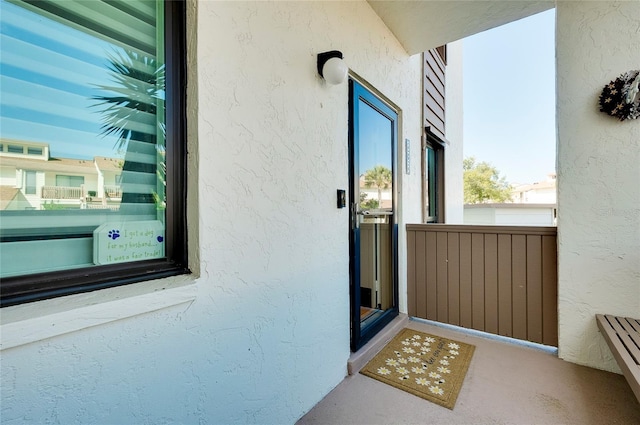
<box><xmin>104</xmin><ymin>185</ymin><xmax>122</xmax><ymax>199</ymax></box>
<box><xmin>41</xmin><ymin>186</ymin><xmax>82</xmax><ymax>199</ymax></box>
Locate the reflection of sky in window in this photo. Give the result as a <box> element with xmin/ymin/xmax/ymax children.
<box><xmin>358</xmin><ymin>100</ymin><xmax>392</xmax><ymax>175</ymax></box>
<box><xmin>0</xmin><ymin>0</ymin><xmax>122</xmax><ymax>159</ymax></box>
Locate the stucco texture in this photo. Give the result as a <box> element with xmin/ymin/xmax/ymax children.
<box><xmin>0</xmin><ymin>1</ymin><xmax>423</xmax><ymax>424</ymax></box>
<box><xmin>556</xmin><ymin>0</ymin><xmax>640</xmax><ymax>372</ymax></box>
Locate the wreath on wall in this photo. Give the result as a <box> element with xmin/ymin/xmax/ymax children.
<box><xmin>599</xmin><ymin>69</ymin><xmax>640</xmax><ymax>121</ymax></box>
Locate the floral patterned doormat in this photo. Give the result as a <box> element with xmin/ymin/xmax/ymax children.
<box><xmin>360</xmin><ymin>328</ymin><xmax>475</xmax><ymax>409</ymax></box>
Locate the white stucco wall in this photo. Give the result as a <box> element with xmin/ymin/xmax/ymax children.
<box><xmin>0</xmin><ymin>1</ymin><xmax>423</xmax><ymax>424</ymax></box>
<box><xmin>444</xmin><ymin>40</ymin><xmax>465</xmax><ymax>224</ymax></box>
<box><xmin>556</xmin><ymin>0</ymin><xmax>640</xmax><ymax>372</ymax></box>
<box><xmin>463</xmin><ymin>204</ymin><xmax>556</xmax><ymax>226</ymax></box>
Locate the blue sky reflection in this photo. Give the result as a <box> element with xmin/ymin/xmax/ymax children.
<box><xmin>0</xmin><ymin>0</ymin><xmax>124</xmax><ymax>159</ymax></box>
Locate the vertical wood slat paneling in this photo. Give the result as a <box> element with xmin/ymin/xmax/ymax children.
<box><xmin>497</xmin><ymin>234</ymin><xmax>512</xmax><ymax>338</ymax></box>
<box><xmin>471</xmin><ymin>233</ymin><xmax>485</xmax><ymax>331</ymax></box>
<box><xmin>424</xmin><ymin>49</ymin><xmax>446</xmax><ymax>140</ymax></box>
<box><xmin>436</xmin><ymin>232</ymin><xmax>449</xmax><ymax>323</ymax></box>
<box><xmin>447</xmin><ymin>233</ymin><xmax>460</xmax><ymax>326</ymax></box>
<box><xmin>407</xmin><ymin>230</ymin><xmax>417</xmax><ymax>317</ymax></box>
<box><xmin>415</xmin><ymin>231</ymin><xmax>426</xmax><ymax>319</ymax></box>
<box><xmin>484</xmin><ymin>234</ymin><xmax>498</xmax><ymax>334</ymax></box>
<box><xmin>407</xmin><ymin>224</ymin><xmax>558</xmax><ymax>347</ymax></box>
<box><xmin>527</xmin><ymin>235</ymin><xmax>543</xmax><ymax>344</ymax></box>
<box><xmin>541</xmin><ymin>235</ymin><xmax>558</xmax><ymax>346</ymax></box>
<box><xmin>425</xmin><ymin>232</ymin><xmax>437</xmax><ymax>321</ymax></box>
<box><xmin>511</xmin><ymin>235</ymin><xmax>528</xmax><ymax>341</ymax></box>
<box><xmin>459</xmin><ymin>233</ymin><xmax>472</xmax><ymax>329</ymax></box>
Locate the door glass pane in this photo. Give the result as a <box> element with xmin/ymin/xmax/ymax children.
<box><xmin>358</xmin><ymin>99</ymin><xmax>392</xmax><ymax>211</ymax></box>
<box><xmin>357</xmin><ymin>99</ymin><xmax>394</xmax><ymax>333</ymax></box>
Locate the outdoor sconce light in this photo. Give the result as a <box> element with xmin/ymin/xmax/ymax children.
<box><xmin>317</xmin><ymin>50</ymin><xmax>348</xmax><ymax>85</ymax></box>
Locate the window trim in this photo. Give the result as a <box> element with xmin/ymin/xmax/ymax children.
<box><xmin>27</xmin><ymin>147</ymin><xmax>43</xmax><ymax>156</ymax></box>
<box><xmin>24</xmin><ymin>170</ymin><xmax>37</xmax><ymax>195</ymax></box>
<box><xmin>8</xmin><ymin>145</ymin><xmax>23</xmax><ymax>154</ymax></box>
<box><xmin>0</xmin><ymin>0</ymin><xmax>189</xmax><ymax>307</ymax></box>
<box><xmin>422</xmin><ymin>127</ymin><xmax>445</xmax><ymax>223</ymax></box>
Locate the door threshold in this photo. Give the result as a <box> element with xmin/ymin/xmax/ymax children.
<box><xmin>347</xmin><ymin>313</ymin><xmax>408</xmax><ymax>375</ymax></box>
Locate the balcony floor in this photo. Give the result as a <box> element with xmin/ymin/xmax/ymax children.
<box><xmin>298</xmin><ymin>319</ymin><xmax>640</xmax><ymax>424</ymax></box>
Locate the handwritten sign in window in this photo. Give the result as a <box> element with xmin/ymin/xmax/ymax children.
<box><xmin>93</xmin><ymin>221</ymin><xmax>164</xmax><ymax>265</ymax></box>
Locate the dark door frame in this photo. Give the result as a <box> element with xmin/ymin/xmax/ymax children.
<box><xmin>348</xmin><ymin>78</ymin><xmax>399</xmax><ymax>352</ymax></box>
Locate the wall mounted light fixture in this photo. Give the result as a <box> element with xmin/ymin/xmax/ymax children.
<box><xmin>317</xmin><ymin>50</ymin><xmax>348</xmax><ymax>85</ymax></box>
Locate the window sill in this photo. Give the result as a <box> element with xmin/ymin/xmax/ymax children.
<box><xmin>0</xmin><ymin>275</ymin><xmax>196</xmax><ymax>351</ymax></box>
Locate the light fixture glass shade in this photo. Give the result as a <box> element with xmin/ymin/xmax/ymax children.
<box><xmin>322</xmin><ymin>57</ymin><xmax>348</xmax><ymax>85</ymax></box>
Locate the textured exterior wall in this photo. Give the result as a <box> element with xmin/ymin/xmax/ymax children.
<box><xmin>556</xmin><ymin>0</ymin><xmax>640</xmax><ymax>372</ymax></box>
<box><xmin>444</xmin><ymin>40</ymin><xmax>465</xmax><ymax>224</ymax></box>
<box><xmin>0</xmin><ymin>1</ymin><xmax>422</xmax><ymax>424</ymax></box>
<box><xmin>464</xmin><ymin>205</ymin><xmax>556</xmax><ymax>226</ymax></box>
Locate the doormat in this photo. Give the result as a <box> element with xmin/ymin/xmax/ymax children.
<box><xmin>360</xmin><ymin>328</ymin><xmax>475</xmax><ymax>409</ymax></box>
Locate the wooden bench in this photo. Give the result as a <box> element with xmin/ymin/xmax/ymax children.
<box><xmin>595</xmin><ymin>314</ymin><xmax>640</xmax><ymax>403</ymax></box>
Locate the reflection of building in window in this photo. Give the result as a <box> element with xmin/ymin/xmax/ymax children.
<box><xmin>0</xmin><ymin>139</ymin><xmax>122</xmax><ymax>210</ymax></box>
<box><xmin>27</xmin><ymin>147</ymin><xmax>43</xmax><ymax>156</ymax></box>
<box><xmin>55</xmin><ymin>175</ymin><xmax>84</xmax><ymax>188</ymax></box>
<box><xmin>24</xmin><ymin>171</ymin><xmax>37</xmax><ymax>195</ymax></box>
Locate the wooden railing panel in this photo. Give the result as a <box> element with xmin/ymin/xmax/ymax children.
<box><xmin>485</xmin><ymin>234</ymin><xmax>499</xmax><ymax>335</ymax></box>
<box><xmin>407</xmin><ymin>230</ymin><xmax>417</xmax><ymax>316</ymax></box>
<box><xmin>459</xmin><ymin>233</ymin><xmax>472</xmax><ymax>329</ymax></box>
<box><xmin>471</xmin><ymin>233</ymin><xmax>485</xmax><ymax>331</ymax></box>
<box><xmin>497</xmin><ymin>234</ymin><xmax>513</xmax><ymax>337</ymax></box>
<box><xmin>512</xmin><ymin>234</ymin><xmax>528</xmax><ymax>341</ymax></box>
<box><xmin>407</xmin><ymin>224</ymin><xmax>558</xmax><ymax>346</ymax></box>
<box><xmin>426</xmin><ymin>231</ymin><xmax>438</xmax><ymax>321</ymax></box>
<box><xmin>416</xmin><ymin>231</ymin><xmax>427</xmax><ymax>318</ymax></box>
<box><xmin>436</xmin><ymin>231</ymin><xmax>448</xmax><ymax>323</ymax></box>
<box><xmin>527</xmin><ymin>235</ymin><xmax>543</xmax><ymax>344</ymax></box>
<box><xmin>447</xmin><ymin>232</ymin><xmax>460</xmax><ymax>326</ymax></box>
<box><xmin>542</xmin><ymin>235</ymin><xmax>558</xmax><ymax>344</ymax></box>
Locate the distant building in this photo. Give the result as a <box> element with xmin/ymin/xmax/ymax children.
<box><xmin>512</xmin><ymin>173</ymin><xmax>557</xmax><ymax>204</ymax></box>
<box><xmin>464</xmin><ymin>173</ymin><xmax>557</xmax><ymax>226</ymax></box>
<box><xmin>0</xmin><ymin>139</ymin><xmax>122</xmax><ymax>210</ymax></box>
<box><xmin>464</xmin><ymin>203</ymin><xmax>556</xmax><ymax>226</ymax></box>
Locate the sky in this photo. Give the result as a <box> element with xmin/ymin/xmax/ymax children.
<box><xmin>463</xmin><ymin>8</ymin><xmax>556</xmax><ymax>185</ymax></box>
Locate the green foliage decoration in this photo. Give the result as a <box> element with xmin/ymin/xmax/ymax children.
<box><xmin>363</xmin><ymin>165</ymin><xmax>392</xmax><ymax>207</ymax></box>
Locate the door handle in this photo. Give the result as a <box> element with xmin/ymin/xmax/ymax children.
<box><xmin>357</xmin><ymin>210</ymin><xmax>393</xmax><ymax>217</ymax></box>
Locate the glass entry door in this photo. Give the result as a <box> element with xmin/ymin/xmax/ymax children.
<box><xmin>349</xmin><ymin>80</ymin><xmax>398</xmax><ymax>351</ymax></box>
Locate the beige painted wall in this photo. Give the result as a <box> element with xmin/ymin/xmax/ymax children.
<box><xmin>556</xmin><ymin>0</ymin><xmax>640</xmax><ymax>372</ymax></box>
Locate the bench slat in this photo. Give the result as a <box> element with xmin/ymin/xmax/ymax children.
<box><xmin>596</xmin><ymin>314</ymin><xmax>640</xmax><ymax>403</ymax></box>
<box><xmin>607</xmin><ymin>315</ymin><xmax>640</xmax><ymax>366</ymax></box>
<box><xmin>618</xmin><ymin>318</ymin><xmax>640</xmax><ymax>364</ymax></box>
<box><xmin>625</xmin><ymin>317</ymin><xmax>640</xmax><ymax>334</ymax></box>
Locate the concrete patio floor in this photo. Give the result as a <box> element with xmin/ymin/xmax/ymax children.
<box><xmin>297</xmin><ymin>319</ymin><xmax>640</xmax><ymax>424</ymax></box>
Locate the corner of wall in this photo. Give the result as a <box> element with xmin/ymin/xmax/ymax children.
<box><xmin>445</xmin><ymin>40</ymin><xmax>464</xmax><ymax>224</ymax></box>
<box><xmin>555</xmin><ymin>0</ymin><xmax>640</xmax><ymax>372</ymax></box>
<box><xmin>186</xmin><ymin>0</ymin><xmax>200</xmax><ymax>277</ymax></box>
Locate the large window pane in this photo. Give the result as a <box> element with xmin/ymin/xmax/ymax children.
<box><xmin>0</xmin><ymin>0</ymin><xmax>167</xmax><ymax>278</ymax></box>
